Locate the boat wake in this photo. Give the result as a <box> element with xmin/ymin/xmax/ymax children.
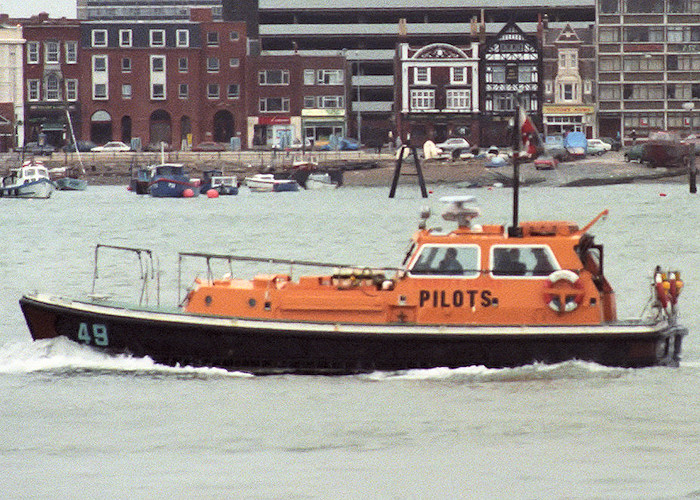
<box><xmin>363</xmin><ymin>361</ymin><xmax>629</xmax><ymax>383</ymax></box>
<box><xmin>0</xmin><ymin>338</ymin><xmax>252</xmax><ymax>379</ymax></box>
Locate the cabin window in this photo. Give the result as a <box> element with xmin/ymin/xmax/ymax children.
<box><xmin>491</xmin><ymin>245</ymin><xmax>559</xmax><ymax>277</ymax></box>
<box><xmin>409</xmin><ymin>245</ymin><xmax>480</xmax><ymax>277</ymax></box>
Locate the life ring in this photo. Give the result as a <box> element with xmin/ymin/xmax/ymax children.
<box><xmin>544</xmin><ymin>270</ymin><xmax>584</xmax><ymax>313</ymax></box>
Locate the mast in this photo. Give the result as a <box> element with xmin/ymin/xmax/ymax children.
<box><xmin>510</xmin><ymin>94</ymin><xmax>522</xmax><ymax>237</ymax></box>
<box><xmin>65</xmin><ymin>107</ymin><xmax>85</xmax><ymax>175</ymax></box>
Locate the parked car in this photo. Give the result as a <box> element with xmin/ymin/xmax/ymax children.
<box><xmin>339</xmin><ymin>137</ymin><xmax>361</xmax><ymax>151</ymax></box>
<box><xmin>683</xmin><ymin>134</ymin><xmax>700</xmax><ymax>156</ymax></box>
<box><xmin>20</xmin><ymin>142</ymin><xmax>56</xmax><ymax>156</ymax></box>
<box><xmin>534</xmin><ymin>155</ymin><xmax>559</xmax><ymax>170</ymax></box>
<box><xmin>624</xmin><ymin>143</ymin><xmax>645</xmax><ymax>162</ymax></box>
<box><xmin>586</xmin><ymin>139</ymin><xmax>609</xmax><ymax>156</ymax></box>
<box><xmin>192</xmin><ymin>141</ymin><xmax>227</xmax><ymax>152</ymax></box>
<box><xmin>144</xmin><ymin>141</ymin><xmax>172</xmax><ymax>152</ymax></box>
<box><xmin>436</xmin><ymin>137</ymin><xmax>470</xmax><ymax>152</ymax></box>
<box><xmin>62</xmin><ymin>140</ymin><xmax>97</xmax><ymax>152</ymax></box>
<box><xmin>91</xmin><ymin>141</ymin><xmax>132</xmax><ymax>152</ymax></box>
<box><xmin>600</xmin><ymin>136</ymin><xmax>622</xmax><ymax>151</ymax></box>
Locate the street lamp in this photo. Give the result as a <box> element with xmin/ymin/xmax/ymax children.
<box><xmin>682</xmin><ymin>101</ymin><xmax>695</xmax><ymax>137</ymax></box>
<box><xmin>354</xmin><ymin>51</ymin><xmax>361</xmax><ymax>143</ymax></box>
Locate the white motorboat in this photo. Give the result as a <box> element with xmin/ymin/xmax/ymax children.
<box><xmin>0</xmin><ymin>160</ymin><xmax>55</xmax><ymax>199</ymax></box>
<box><xmin>244</xmin><ymin>174</ymin><xmax>299</xmax><ymax>192</ymax></box>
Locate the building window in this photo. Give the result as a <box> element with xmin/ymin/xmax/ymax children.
<box><xmin>229</xmin><ymin>58</ymin><xmax>239</xmax><ymax>67</ymax></box>
<box><xmin>599</xmin><ymin>56</ymin><xmax>621</xmax><ymax>71</ymax></box>
<box><xmin>179</xmin><ymin>83</ymin><xmax>188</xmax><ymax>99</ymax></box>
<box><xmin>230</xmin><ymin>31</ymin><xmax>239</xmax><ymax>41</ymax></box>
<box><xmin>624</xmin><ymin>26</ymin><xmax>664</xmax><ymax>42</ymax></box>
<box><xmin>451</xmin><ymin>67</ymin><xmax>467</xmax><ymax>85</ymax></box>
<box><xmin>410</xmin><ymin>89</ymin><xmax>435</xmax><ymax>109</ymax></box>
<box><xmin>259</xmin><ymin>69</ymin><xmax>289</xmax><ymax>85</ymax></box>
<box><xmin>545</xmin><ymin>80</ymin><xmax>553</xmax><ymax>94</ymax></box>
<box><xmin>599</xmin><ymin>27</ymin><xmax>620</xmax><ymax>42</ymax></box>
<box><xmin>227</xmin><ymin>84</ymin><xmax>239</xmax><ymax>99</ymax></box>
<box><xmin>584</xmin><ymin>79</ymin><xmax>592</xmax><ymax>94</ymax></box>
<box><xmin>259</xmin><ymin>97</ymin><xmax>290</xmax><ymax>112</ymax></box>
<box><xmin>304</xmin><ymin>96</ymin><xmax>316</xmax><ymax>108</ymax></box>
<box><xmin>318</xmin><ymin>95</ymin><xmax>344</xmax><ymax>108</ymax></box>
<box><xmin>414</xmin><ymin>67</ymin><xmax>431</xmax><ymax>85</ymax></box>
<box><xmin>93</xmin><ymin>55</ymin><xmax>107</xmax><ymax>72</ymax></box>
<box><xmin>92</xmin><ymin>29</ymin><xmax>108</xmax><ymax>47</ymax></box>
<box><xmin>304</xmin><ymin>69</ymin><xmax>315</xmax><ymax>85</ymax></box>
<box><xmin>207</xmin><ymin>32</ymin><xmax>219</xmax><ymax>46</ymax></box>
<box><xmin>150</xmin><ymin>29</ymin><xmax>166</xmax><ymax>47</ymax></box>
<box><xmin>64</xmin><ymin>79</ymin><xmax>77</xmax><ymax>101</ymax></box>
<box><xmin>207</xmin><ymin>84</ymin><xmax>220</xmax><ymax>99</ymax></box>
<box><xmin>599</xmin><ymin>84</ymin><xmax>621</xmax><ymax>100</ymax></box>
<box><xmin>207</xmin><ymin>57</ymin><xmax>220</xmax><ymax>72</ymax></box>
<box><xmin>176</xmin><ymin>29</ymin><xmax>189</xmax><ymax>47</ymax></box>
<box><xmin>45</xmin><ymin>74</ymin><xmax>60</xmax><ymax>101</ymax></box>
<box><xmin>600</xmin><ymin>0</ymin><xmax>619</xmax><ymax>13</ymax></box>
<box><xmin>519</xmin><ymin>64</ymin><xmax>538</xmax><ymax>83</ymax></box>
<box><xmin>65</xmin><ymin>41</ymin><xmax>77</xmax><ymax>63</ymax></box>
<box><xmin>122</xmin><ymin>83</ymin><xmax>132</xmax><ymax>99</ymax></box>
<box><xmin>626</xmin><ymin>0</ymin><xmax>663</xmax><ymax>13</ymax></box>
<box><xmin>45</xmin><ymin>42</ymin><xmax>59</xmax><ymax>64</ymax></box>
<box><xmin>494</xmin><ymin>93</ymin><xmax>514</xmax><ymax>111</ymax></box>
<box><xmin>122</xmin><ymin>57</ymin><xmax>131</xmax><ymax>72</ymax></box>
<box><xmin>562</xmin><ymin>83</ymin><xmax>574</xmax><ymax>100</ymax></box>
<box><xmin>27</xmin><ymin>42</ymin><xmax>39</xmax><ymax>64</ymax></box>
<box><xmin>27</xmin><ymin>80</ymin><xmax>40</xmax><ymax>101</ymax></box>
<box><xmin>151</xmin><ymin>56</ymin><xmax>165</xmax><ymax>72</ymax></box>
<box><xmin>151</xmin><ymin>83</ymin><xmax>165</xmax><ymax>100</ymax></box>
<box><xmin>317</xmin><ymin>69</ymin><xmax>344</xmax><ymax>85</ymax></box>
<box><xmin>119</xmin><ymin>29</ymin><xmax>132</xmax><ymax>47</ymax></box>
<box><xmin>93</xmin><ymin>83</ymin><xmax>107</xmax><ymax>100</ymax></box>
<box><xmin>446</xmin><ymin>89</ymin><xmax>471</xmax><ymax>110</ymax></box>
<box><xmin>178</xmin><ymin>57</ymin><xmax>188</xmax><ymax>73</ymax></box>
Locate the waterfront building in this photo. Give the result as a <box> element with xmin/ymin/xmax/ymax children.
<box><xmin>0</xmin><ymin>18</ymin><xmax>25</xmax><ymax>151</ymax></box>
<box><xmin>541</xmin><ymin>22</ymin><xmax>597</xmax><ymax>138</ymax></box>
<box><xmin>247</xmin><ymin>53</ymin><xmax>349</xmax><ymax>149</ymax></box>
<box><xmin>79</xmin><ymin>8</ymin><xmax>247</xmax><ymax>148</ymax></box>
<box><xmin>395</xmin><ymin>39</ymin><xmax>480</xmax><ymax>146</ymax></box>
<box><xmin>597</xmin><ymin>0</ymin><xmax>700</xmax><ymax>141</ymax></box>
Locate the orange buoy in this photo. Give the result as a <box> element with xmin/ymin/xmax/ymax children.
<box><xmin>207</xmin><ymin>189</ymin><xmax>219</xmax><ymax>198</ymax></box>
<box><xmin>182</xmin><ymin>188</ymin><xmax>195</xmax><ymax>198</ymax></box>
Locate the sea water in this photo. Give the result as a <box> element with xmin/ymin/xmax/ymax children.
<box><xmin>1</xmin><ymin>183</ymin><xmax>698</xmax><ymax>499</ymax></box>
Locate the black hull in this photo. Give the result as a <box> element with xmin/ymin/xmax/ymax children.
<box><xmin>20</xmin><ymin>294</ymin><xmax>687</xmax><ymax>375</ymax></box>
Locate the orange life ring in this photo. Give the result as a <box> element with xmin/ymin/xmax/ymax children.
<box><xmin>543</xmin><ymin>270</ymin><xmax>584</xmax><ymax>313</ymax></box>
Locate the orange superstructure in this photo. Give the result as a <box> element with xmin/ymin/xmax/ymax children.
<box><xmin>183</xmin><ymin>198</ymin><xmax>617</xmax><ymax>327</ymax></box>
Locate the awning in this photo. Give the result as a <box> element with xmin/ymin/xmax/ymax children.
<box><xmin>41</xmin><ymin>122</ymin><xmax>65</xmax><ymax>131</ymax></box>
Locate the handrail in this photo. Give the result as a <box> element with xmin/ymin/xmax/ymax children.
<box><xmin>92</xmin><ymin>244</ymin><xmax>160</xmax><ymax>306</ymax></box>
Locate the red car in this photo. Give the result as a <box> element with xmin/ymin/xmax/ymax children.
<box><xmin>534</xmin><ymin>156</ymin><xmax>559</xmax><ymax>170</ymax></box>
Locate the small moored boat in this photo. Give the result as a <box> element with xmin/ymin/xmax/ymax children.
<box><xmin>148</xmin><ymin>163</ymin><xmax>199</xmax><ymax>197</ymax></box>
<box><xmin>244</xmin><ymin>173</ymin><xmax>299</xmax><ymax>192</ymax></box>
<box><xmin>1</xmin><ymin>160</ymin><xmax>55</xmax><ymax>199</ymax></box>
<box><xmin>19</xmin><ymin>197</ymin><xmax>688</xmax><ymax>374</ymax></box>
<box><xmin>200</xmin><ymin>169</ymin><xmax>238</xmax><ymax>195</ymax></box>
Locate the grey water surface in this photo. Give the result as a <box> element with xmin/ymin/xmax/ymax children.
<box><xmin>1</xmin><ymin>183</ymin><xmax>698</xmax><ymax>499</ymax></box>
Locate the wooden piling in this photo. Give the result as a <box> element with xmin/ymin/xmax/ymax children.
<box><xmin>389</xmin><ymin>145</ymin><xmax>428</xmax><ymax>198</ymax></box>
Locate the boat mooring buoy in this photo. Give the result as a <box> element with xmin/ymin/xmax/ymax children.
<box><xmin>182</xmin><ymin>188</ymin><xmax>195</xmax><ymax>198</ymax></box>
<box><xmin>207</xmin><ymin>189</ymin><xmax>219</xmax><ymax>198</ymax></box>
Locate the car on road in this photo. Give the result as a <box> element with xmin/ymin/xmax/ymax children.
<box><xmin>62</xmin><ymin>140</ymin><xmax>97</xmax><ymax>152</ymax></box>
<box><xmin>91</xmin><ymin>141</ymin><xmax>132</xmax><ymax>152</ymax></box>
<box><xmin>436</xmin><ymin>137</ymin><xmax>470</xmax><ymax>152</ymax></box>
<box><xmin>534</xmin><ymin>155</ymin><xmax>559</xmax><ymax>170</ymax></box>
<box><xmin>20</xmin><ymin>142</ymin><xmax>56</xmax><ymax>156</ymax></box>
<box><xmin>600</xmin><ymin>136</ymin><xmax>622</xmax><ymax>151</ymax></box>
<box><xmin>192</xmin><ymin>141</ymin><xmax>227</xmax><ymax>152</ymax></box>
<box><xmin>624</xmin><ymin>144</ymin><xmax>645</xmax><ymax>162</ymax></box>
<box><xmin>586</xmin><ymin>138</ymin><xmax>611</xmax><ymax>156</ymax></box>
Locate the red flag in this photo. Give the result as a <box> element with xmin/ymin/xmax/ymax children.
<box><xmin>519</xmin><ymin>106</ymin><xmax>543</xmax><ymax>158</ymax></box>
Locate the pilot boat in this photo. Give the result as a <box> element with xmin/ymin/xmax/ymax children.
<box><xmin>19</xmin><ymin>197</ymin><xmax>687</xmax><ymax>374</ymax></box>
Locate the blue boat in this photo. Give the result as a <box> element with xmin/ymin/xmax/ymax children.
<box><xmin>148</xmin><ymin>163</ymin><xmax>199</xmax><ymax>197</ymax></box>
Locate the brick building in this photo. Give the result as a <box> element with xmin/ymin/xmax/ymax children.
<box><xmin>79</xmin><ymin>8</ymin><xmax>247</xmax><ymax>149</ymax></box>
<box><xmin>247</xmin><ymin>53</ymin><xmax>349</xmax><ymax>149</ymax></box>
<box><xmin>0</xmin><ymin>19</ymin><xmax>24</xmax><ymax>151</ymax></box>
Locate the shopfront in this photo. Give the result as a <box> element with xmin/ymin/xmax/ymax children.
<box><xmin>543</xmin><ymin>105</ymin><xmax>596</xmax><ymax>138</ymax></box>
<box><xmin>301</xmin><ymin>109</ymin><xmax>346</xmax><ymax>145</ymax></box>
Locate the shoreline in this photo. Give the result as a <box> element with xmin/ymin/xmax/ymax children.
<box><xmin>2</xmin><ymin>150</ymin><xmax>694</xmax><ymax>188</ymax></box>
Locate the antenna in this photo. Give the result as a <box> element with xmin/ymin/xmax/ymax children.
<box><xmin>509</xmin><ymin>94</ymin><xmax>522</xmax><ymax>237</ymax></box>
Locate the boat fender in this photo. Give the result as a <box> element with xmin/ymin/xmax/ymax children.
<box><xmin>544</xmin><ymin>270</ymin><xmax>584</xmax><ymax>313</ymax></box>
<box><xmin>654</xmin><ymin>272</ymin><xmax>669</xmax><ymax>308</ymax></box>
<box><xmin>668</xmin><ymin>272</ymin><xmax>683</xmax><ymax>305</ymax></box>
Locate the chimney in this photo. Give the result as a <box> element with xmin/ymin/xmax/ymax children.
<box><xmin>222</xmin><ymin>0</ymin><xmax>259</xmax><ymax>39</ymax></box>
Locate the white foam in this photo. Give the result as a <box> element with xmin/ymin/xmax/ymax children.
<box><xmin>0</xmin><ymin>338</ymin><xmax>252</xmax><ymax>378</ymax></box>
